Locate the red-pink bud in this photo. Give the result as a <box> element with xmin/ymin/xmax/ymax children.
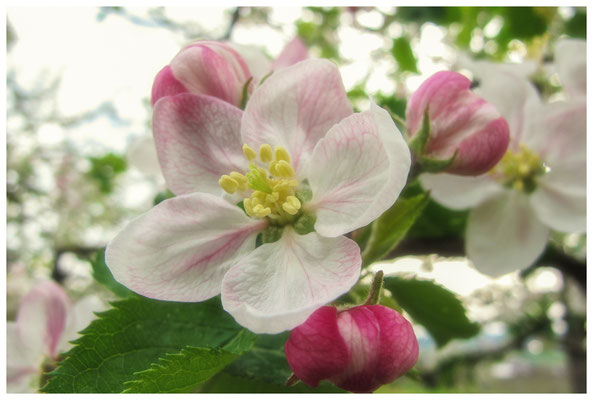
<box><xmin>285</xmin><ymin>305</ymin><xmax>419</xmax><ymax>393</ymax></box>
<box><xmin>406</xmin><ymin>71</ymin><xmax>510</xmax><ymax>175</ymax></box>
<box><xmin>151</xmin><ymin>41</ymin><xmax>251</xmax><ymax>107</ymax></box>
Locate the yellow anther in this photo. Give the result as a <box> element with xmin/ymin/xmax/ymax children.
<box><xmin>268</xmin><ymin>161</ymin><xmax>279</xmax><ymax>176</ymax></box>
<box><xmin>252</xmin><ymin>204</ymin><xmax>271</xmax><ymax>218</ymax></box>
<box><xmin>276</xmin><ymin>160</ymin><xmax>295</xmax><ymax>178</ymax></box>
<box><xmin>282</xmin><ymin>203</ymin><xmax>299</xmax><ymax>215</ymax></box>
<box><xmin>259</xmin><ymin>144</ymin><xmax>273</xmax><ymax>163</ymax></box>
<box><xmin>219</xmin><ymin>175</ymin><xmax>239</xmax><ymax>194</ymax></box>
<box><xmin>265</xmin><ymin>194</ymin><xmax>278</xmax><ymax>204</ymax></box>
<box><xmin>243</xmin><ymin>144</ymin><xmax>257</xmax><ymax>161</ymax></box>
<box><xmin>243</xmin><ymin>198</ymin><xmax>254</xmax><ymax>216</ymax></box>
<box><xmin>513</xmin><ymin>180</ymin><xmax>524</xmax><ymax>192</ymax></box>
<box><xmin>230</xmin><ymin>171</ymin><xmax>247</xmax><ymax>190</ymax></box>
<box><xmin>274</xmin><ymin>146</ymin><xmax>291</xmax><ymax>163</ymax></box>
<box><xmin>286</xmin><ymin>195</ymin><xmax>301</xmax><ymax>209</ymax></box>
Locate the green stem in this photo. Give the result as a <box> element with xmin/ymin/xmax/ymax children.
<box><xmin>363</xmin><ymin>270</ymin><xmax>384</xmax><ymax>306</ymax></box>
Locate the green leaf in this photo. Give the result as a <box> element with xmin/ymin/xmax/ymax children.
<box><xmin>90</xmin><ymin>248</ymin><xmax>135</xmax><ymax>298</ymax></box>
<box><xmin>216</xmin><ymin>333</ymin><xmax>345</xmax><ymax>393</ymax></box>
<box><xmin>361</xmin><ymin>193</ymin><xmax>430</xmax><ymax>267</ymax></box>
<box><xmin>153</xmin><ymin>189</ymin><xmax>174</xmax><ymax>205</ymax></box>
<box><xmin>123</xmin><ymin>331</ymin><xmax>256</xmax><ymax>393</ymax></box>
<box><xmin>42</xmin><ymin>297</ymin><xmax>246</xmax><ymax>393</ymax></box>
<box><xmin>384</xmin><ymin>277</ymin><xmax>480</xmax><ymax>347</ymax></box>
<box><xmin>391</xmin><ymin>37</ymin><xmax>419</xmax><ymax>73</ymax></box>
<box><xmin>416</xmin><ymin>150</ymin><xmax>458</xmax><ymax>173</ymax></box>
<box><xmin>86</xmin><ymin>153</ymin><xmax>127</xmax><ymax>194</ymax></box>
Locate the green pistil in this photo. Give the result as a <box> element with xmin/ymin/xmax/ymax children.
<box><xmin>246</xmin><ymin>163</ymin><xmax>272</xmax><ymax>194</ymax></box>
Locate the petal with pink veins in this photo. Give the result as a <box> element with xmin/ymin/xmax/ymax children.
<box><xmin>221</xmin><ymin>228</ymin><xmax>361</xmax><ymax>334</ymax></box>
<box><xmin>307</xmin><ymin>102</ymin><xmax>410</xmax><ymax>237</ymax></box>
<box><xmin>153</xmin><ymin>94</ymin><xmax>246</xmax><ymax>196</ymax></box>
<box><xmin>241</xmin><ymin>59</ymin><xmax>353</xmax><ymax>176</ymax></box>
<box><xmin>420</xmin><ymin>172</ymin><xmax>502</xmax><ymax>210</ymax></box>
<box><xmin>16</xmin><ymin>281</ymin><xmax>72</xmax><ymax>361</ymax></box>
<box><xmin>170</xmin><ymin>41</ymin><xmax>251</xmax><ymax>106</ymax></box>
<box><xmin>105</xmin><ymin>193</ymin><xmax>266</xmax><ymax>302</ymax></box>
<box><xmin>467</xmin><ymin>190</ymin><xmax>549</xmax><ymax>276</ymax></box>
<box><xmin>273</xmin><ymin>37</ymin><xmax>308</xmax><ymax>70</ymax></box>
<box><xmin>151</xmin><ymin>65</ymin><xmax>189</xmax><ymax>106</ymax></box>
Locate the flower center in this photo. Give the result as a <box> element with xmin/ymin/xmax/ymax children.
<box><xmin>489</xmin><ymin>144</ymin><xmax>547</xmax><ymax>193</ymax></box>
<box><xmin>218</xmin><ymin>143</ymin><xmax>302</xmax><ymax>224</ymax></box>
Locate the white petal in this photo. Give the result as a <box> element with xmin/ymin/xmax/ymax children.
<box><xmin>16</xmin><ymin>281</ymin><xmax>72</xmax><ymax>360</ymax></box>
<box><xmin>420</xmin><ymin>172</ymin><xmax>502</xmax><ymax>210</ymax></box>
<box><xmin>530</xmin><ymin>179</ymin><xmax>586</xmax><ymax>234</ymax></box>
<box><xmin>105</xmin><ymin>193</ymin><xmax>266</xmax><ymax>302</ymax></box>
<box><xmin>466</xmin><ymin>191</ymin><xmax>549</xmax><ymax>276</ymax></box>
<box><xmin>308</xmin><ymin>102</ymin><xmax>410</xmax><ymax>237</ymax></box>
<box><xmin>473</xmin><ymin>68</ymin><xmax>541</xmax><ymax>148</ymax></box>
<box><xmin>554</xmin><ymin>39</ymin><xmax>586</xmax><ymax>99</ymax></box>
<box><xmin>221</xmin><ymin>228</ymin><xmax>361</xmax><ymax>334</ymax></box>
<box><xmin>241</xmin><ymin>59</ymin><xmax>353</xmax><ymax>176</ymax></box>
<box><xmin>227</xmin><ymin>42</ymin><xmax>273</xmax><ymax>83</ymax></box>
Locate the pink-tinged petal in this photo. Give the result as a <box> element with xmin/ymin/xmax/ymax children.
<box><xmin>368</xmin><ymin>305</ymin><xmax>419</xmax><ymax>385</ymax></box>
<box><xmin>285</xmin><ymin>305</ymin><xmax>418</xmax><ymax>393</ymax></box>
<box><xmin>16</xmin><ymin>281</ymin><xmax>72</xmax><ymax>360</ymax></box>
<box><xmin>153</xmin><ymin>93</ymin><xmax>246</xmax><ymax>196</ymax></box>
<box><xmin>273</xmin><ymin>37</ymin><xmax>308</xmax><ymax>70</ymax></box>
<box><xmin>467</xmin><ymin>191</ymin><xmax>549</xmax><ymax>276</ymax></box>
<box><xmin>332</xmin><ymin>307</ymin><xmax>381</xmax><ymax>392</ymax></box>
<box><xmin>285</xmin><ymin>306</ymin><xmax>350</xmax><ymax>388</ymax></box>
<box><xmin>221</xmin><ymin>228</ymin><xmax>361</xmax><ymax>333</ymax></box>
<box><xmin>448</xmin><ymin>116</ymin><xmax>509</xmax><ymax>175</ymax></box>
<box><xmin>473</xmin><ymin>69</ymin><xmax>541</xmax><ymax>149</ymax></box>
<box><xmin>420</xmin><ymin>172</ymin><xmax>502</xmax><ymax>210</ymax></box>
<box><xmin>406</xmin><ymin>71</ymin><xmax>470</xmax><ymax>137</ymax></box>
<box><xmin>227</xmin><ymin>42</ymin><xmax>273</xmax><ymax>83</ymax></box>
<box><xmin>60</xmin><ymin>295</ymin><xmax>106</xmax><ymax>353</ymax></box>
<box><xmin>151</xmin><ymin>65</ymin><xmax>189</xmax><ymax>106</ymax></box>
<box><xmin>170</xmin><ymin>41</ymin><xmax>251</xmax><ymax>106</ymax></box>
<box><xmin>308</xmin><ymin>102</ymin><xmax>410</xmax><ymax>237</ymax></box>
<box><xmin>241</xmin><ymin>59</ymin><xmax>353</xmax><ymax>176</ymax></box>
<box><xmin>554</xmin><ymin>39</ymin><xmax>586</xmax><ymax>99</ymax></box>
<box><xmin>407</xmin><ymin>71</ymin><xmax>510</xmax><ymax>175</ymax></box>
<box><xmin>105</xmin><ymin>193</ymin><xmax>266</xmax><ymax>302</ymax></box>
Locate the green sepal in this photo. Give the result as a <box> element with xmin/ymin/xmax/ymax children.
<box><xmin>261</xmin><ymin>225</ymin><xmax>283</xmax><ymax>244</ymax></box>
<box><xmin>416</xmin><ymin>150</ymin><xmax>458</xmax><ymax>173</ymax></box>
<box><xmin>295</xmin><ymin>179</ymin><xmax>312</xmax><ymax>204</ymax></box>
<box><xmin>239</xmin><ymin>77</ymin><xmax>253</xmax><ymax>110</ymax></box>
<box><xmin>407</xmin><ymin>109</ymin><xmax>430</xmax><ymax>154</ymax></box>
<box><xmin>293</xmin><ymin>213</ymin><xmax>316</xmax><ymax>235</ymax></box>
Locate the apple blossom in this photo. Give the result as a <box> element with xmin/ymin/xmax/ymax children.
<box><xmin>285</xmin><ymin>305</ymin><xmax>418</xmax><ymax>393</ymax></box>
<box><xmin>406</xmin><ymin>71</ymin><xmax>510</xmax><ymax>175</ymax></box>
<box><xmin>421</xmin><ymin>62</ymin><xmax>586</xmax><ymax>276</ymax></box>
<box><xmin>151</xmin><ymin>38</ymin><xmax>307</xmax><ymax>107</ymax></box>
<box><xmin>105</xmin><ymin>59</ymin><xmax>411</xmax><ymax>334</ymax></box>
<box><xmin>7</xmin><ymin>281</ymin><xmax>104</xmax><ymax>393</ymax></box>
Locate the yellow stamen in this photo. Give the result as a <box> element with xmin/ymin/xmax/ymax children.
<box><xmin>243</xmin><ymin>144</ymin><xmax>257</xmax><ymax>161</ymax></box>
<box><xmin>219</xmin><ymin>175</ymin><xmax>239</xmax><ymax>194</ymax></box>
<box><xmin>220</xmin><ymin>142</ymin><xmax>303</xmax><ymax>223</ymax></box>
<box><xmin>259</xmin><ymin>144</ymin><xmax>273</xmax><ymax>163</ymax></box>
<box><xmin>489</xmin><ymin>144</ymin><xmax>546</xmax><ymax>193</ymax></box>
<box><xmin>276</xmin><ymin>160</ymin><xmax>295</xmax><ymax>178</ymax></box>
<box><xmin>274</xmin><ymin>146</ymin><xmax>291</xmax><ymax>163</ymax></box>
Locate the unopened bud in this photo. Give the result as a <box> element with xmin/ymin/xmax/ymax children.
<box><xmin>285</xmin><ymin>305</ymin><xmax>418</xmax><ymax>393</ymax></box>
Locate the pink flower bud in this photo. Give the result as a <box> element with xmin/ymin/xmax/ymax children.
<box><xmin>151</xmin><ymin>41</ymin><xmax>252</xmax><ymax>107</ymax></box>
<box><xmin>285</xmin><ymin>305</ymin><xmax>419</xmax><ymax>393</ymax></box>
<box><xmin>406</xmin><ymin>71</ymin><xmax>510</xmax><ymax>175</ymax></box>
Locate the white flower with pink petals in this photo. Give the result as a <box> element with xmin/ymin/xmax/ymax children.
<box><xmin>421</xmin><ymin>48</ymin><xmax>586</xmax><ymax>277</ymax></box>
<box><xmin>106</xmin><ymin>59</ymin><xmax>411</xmax><ymax>334</ymax></box>
<box><xmin>7</xmin><ymin>281</ymin><xmax>104</xmax><ymax>393</ymax></box>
